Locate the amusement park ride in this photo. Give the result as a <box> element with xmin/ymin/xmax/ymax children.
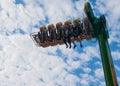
<box><xmin>30</xmin><ymin>2</ymin><xmax>118</xmax><ymax>86</ymax></box>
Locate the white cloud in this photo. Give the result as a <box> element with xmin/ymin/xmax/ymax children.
<box><xmin>83</xmin><ymin>46</ymin><xmax>100</xmax><ymax>58</ymax></box>
<box><xmin>112</xmin><ymin>51</ymin><xmax>120</xmax><ymax>60</ymax></box>
<box><xmin>94</xmin><ymin>68</ymin><xmax>104</xmax><ymax>79</ymax></box>
<box><xmin>115</xmin><ymin>65</ymin><xmax>120</xmax><ymax>72</ymax></box>
<box><xmin>79</xmin><ymin>73</ymin><xmax>105</xmax><ymax>86</ymax></box>
<box><xmin>0</xmin><ymin>34</ymin><xmax>82</xmax><ymax>86</ymax></box>
<box><xmin>0</xmin><ymin>0</ymin><xmax>46</xmax><ymax>33</ymax></box>
<box><xmin>41</xmin><ymin>0</ymin><xmax>80</xmax><ymax>23</ymax></box>
<box><xmin>117</xmin><ymin>77</ymin><xmax>120</xmax><ymax>86</ymax></box>
<box><xmin>83</xmin><ymin>67</ymin><xmax>91</xmax><ymax>73</ymax></box>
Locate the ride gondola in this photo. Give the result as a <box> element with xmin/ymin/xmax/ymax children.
<box><xmin>30</xmin><ymin>17</ymin><xmax>93</xmax><ymax>48</ymax></box>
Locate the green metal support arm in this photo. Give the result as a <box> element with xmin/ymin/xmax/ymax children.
<box><xmin>84</xmin><ymin>2</ymin><xmax>118</xmax><ymax>86</ymax></box>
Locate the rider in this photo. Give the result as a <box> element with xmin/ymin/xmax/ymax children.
<box><xmin>63</xmin><ymin>20</ymin><xmax>76</xmax><ymax>48</ymax></box>
<box><xmin>83</xmin><ymin>17</ymin><xmax>93</xmax><ymax>36</ymax></box>
<box><xmin>73</xmin><ymin>18</ymin><xmax>83</xmax><ymax>37</ymax></box>
<box><xmin>73</xmin><ymin>18</ymin><xmax>83</xmax><ymax>47</ymax></box>
<box><xmin>40</xmin><ymin>26</ymin><xmax>48</xmax><ymax>43</ymax></box>
<box><xmin>48</xmin><ymin>24</ymin><xmax>56</xmax><ymax>42</ymax></box>
<box><xmin>56</xmin><ymin>22</ymin><xmax>63</xmax><ymax>40</ymax></box>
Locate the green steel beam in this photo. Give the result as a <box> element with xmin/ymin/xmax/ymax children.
<box><xmin>84</xmin><ymin>2</ymin><xmax>118</xmax><ymax>86</ymax></box>
<box><xmin>98</xmin><ymin>34</ymin><xmax>118</xmax><ymax>86</ymax></box>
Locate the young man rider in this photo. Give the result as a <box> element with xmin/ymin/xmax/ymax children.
<box><xmin>63</xmin><ymin>20</ymin><xmax>76</xmax><ymax>48</ymax></box>
<box><xmin>73</xmin><ymin>18</ymin><xmax>83</xmax><ymax>47</ymax></box>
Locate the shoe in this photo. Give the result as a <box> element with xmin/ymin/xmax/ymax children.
<box><xmin>73</xmin><ymin>45</ymin><xmax>76</xmax><ymax>49</ymax></box>
<box><xmin>80</xmin><ymin>44</ymin><xmax>83</xmax><ymax>48</ymax></box>
<box><xmin>69</xmin><ymin>45</ymin><xmax>71</xmax><ymax>48</ymax></box>
<box><xmin>66</xmin><ymin>45</ymin><xmax>68</xmax><ymax>48</ymax></box>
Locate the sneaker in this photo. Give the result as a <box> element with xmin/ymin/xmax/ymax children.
<box><xmin>73</xmin><ymin>45</ymin><xmax>76</xmax><ymax>49</ymax></box>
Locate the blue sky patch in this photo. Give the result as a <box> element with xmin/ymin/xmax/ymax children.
<box><xmin>15</xmin><ymin>0</ymin><xmax>25</xmax><ymax>6</ymax></box>
<box><xmin>12</xmin><ymin>28</ymin><xmax>26</xmax><ymax>35</ymax></box>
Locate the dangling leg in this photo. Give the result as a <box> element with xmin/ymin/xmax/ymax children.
<box><xmin>68</xmin><ymin>37</ymin><xmax>71</xmax><ymax>48</ymax></box>
<box><xmin>80</xmin><ymin>41</ymin><xmax>83</xmax><ymax>48</ymax></box>
<box><xmin>71</xmin><ymin>37</ymin><xmax>76</xmax><ymax>49</ymax></box>
<box><xmin>63</xmin><ymin>38</ymin><xmax>68</xmax><ymax>48</ymax></box>
<box><xmin>78</xmin><ymin>33</ymin><xmax>83</xmax><ymax>48</ymax></box>
<box><xmin>73</xmin><ymin>41</ymin><xmax>76</xmax><ymax>49</ymax></box>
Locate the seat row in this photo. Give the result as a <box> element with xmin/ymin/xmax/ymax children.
<box><xmin>32</xmin><ymin>17</ymin><xmax>93</xmax><ymax>47</ymax></box>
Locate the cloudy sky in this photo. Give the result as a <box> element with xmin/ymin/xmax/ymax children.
<box><xmin>0</xmin><ymin>0</ymin><xmax>120</xmax><ymax>86</ymax></box>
